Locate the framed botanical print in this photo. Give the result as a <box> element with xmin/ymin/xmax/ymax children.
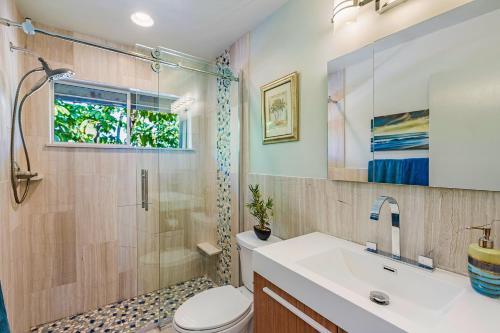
<box><xmin>261</xmin><ymin>72</ymin><xmax>299</xmax><ymax>144</ymax></box>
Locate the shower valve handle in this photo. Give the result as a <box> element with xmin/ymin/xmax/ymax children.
<box><xmin>14</xmin><ymin>168</ymin><xmax>38</xmax><ymax>180</ymax></box>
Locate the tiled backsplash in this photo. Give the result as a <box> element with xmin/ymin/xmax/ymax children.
<box><xmin>245</xmin><ymin>173</ymin><xmax>500</xmax><ymax>276</ymax></box>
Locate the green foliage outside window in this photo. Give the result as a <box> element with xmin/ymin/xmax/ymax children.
<box><xmin>54</xmin><ymin>98</ymin><xmax>180</xmax><ymax>148</ymax></box>
<box><xmin>54</xmin><ymin>99</ymin><xmax>127</xmax><ymax>144</ymax></box>
<box><xmin>130</xmin><ymin>109</ymin><xmax>179</xmax><ymax>148</ymax></box>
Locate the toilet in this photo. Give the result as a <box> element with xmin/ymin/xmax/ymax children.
<box><xmin>172</xmin><ymin>231</ymin><xmax>281</xmax><ymax>333</ymax></box>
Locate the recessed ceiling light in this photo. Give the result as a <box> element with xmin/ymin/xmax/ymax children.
<box><xmin>131</xmin><ymin>12</ymin><xmax>154</xmax><ymax>27</ymax></box>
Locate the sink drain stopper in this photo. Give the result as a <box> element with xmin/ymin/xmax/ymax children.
<box><xmin>369</xmin><ymin>291</ymin><xmax>390</xmax><ymax>305</ymax></box>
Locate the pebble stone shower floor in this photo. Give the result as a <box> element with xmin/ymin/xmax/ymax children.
<box><xmin>31</xmin><ymin>276</ymin><xmax>216</xmax><ymax>333</ymax></box>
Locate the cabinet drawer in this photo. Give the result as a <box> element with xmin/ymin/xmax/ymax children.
<box><xmin>254</xmin><ymin>273</ymin><xmax>347</xmax><ymax>333</ymax></box>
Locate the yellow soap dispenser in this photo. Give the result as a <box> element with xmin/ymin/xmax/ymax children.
<box><xmin>466</xmin><ymin>221</ymin><xmax>500</xmax><ymax>298</ymax></box>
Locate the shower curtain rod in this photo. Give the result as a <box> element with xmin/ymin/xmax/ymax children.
<box><xmin>0</xmin><ymin>17</ymin><xmax>239</xmax><ymax>82</ymax></box>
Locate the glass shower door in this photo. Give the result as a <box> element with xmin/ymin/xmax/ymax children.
<box><xmin>133</xmin><ymin>52</ymin><xmax>240</xmax><ymax>330</ymax></box>
<box><xmin>156</xmin><ymin>62</ymin><xmax>217</xmax><ymax>325</ymax></box>
<box><xmin>154</xmin><ymin>55</ymin><xmax>244</xmax><ymax>329</ymax></box>
<box><xmin>132</xmin><ymin>78</ymin><xmax>162</xmax><ymax>329</ymax></box>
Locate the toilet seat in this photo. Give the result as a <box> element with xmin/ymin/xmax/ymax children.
<box><xmin>173</xmin><ymin>308</ymin><xmax>253</xmax><ymax>333</ymax></box>
<box><xmin>173</xmin><ymin>285</ymin><xmax>253</xmax><ymax>333</ymax></box>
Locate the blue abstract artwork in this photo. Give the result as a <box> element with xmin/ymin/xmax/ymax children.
<box><xmin>371</xmin><ymin>109</ymin><xmax>429</xmax><ymax>152</ymax></box>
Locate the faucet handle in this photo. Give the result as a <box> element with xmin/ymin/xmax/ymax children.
<box><xmin>417</xmin><ymin>256</ymin><xmax>434</xmax><ymax>270</ymax></box>
<box><xmin>366</xmin><ymin>241</ymin><xmax>378</xmax><ymax>253</ymax></box>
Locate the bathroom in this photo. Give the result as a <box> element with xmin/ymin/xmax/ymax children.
<box><xmin>1</xmin><ymin>0</ymin><xmax>499</xmax><ymax>332</ymax></box>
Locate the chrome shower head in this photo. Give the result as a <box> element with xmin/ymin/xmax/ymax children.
<box><xmin>38</xmin><ymin>57</ymin><xmax>75</xmax><ymax>81</ymax></box>
<box><xmin>47</xmin><ymin>68</ymin><xmax>75</xmax><ymax>81</ymax></box>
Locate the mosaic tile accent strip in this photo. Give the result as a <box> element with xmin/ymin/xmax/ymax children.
<box><xmin>215</xmin><ymin>50</ymin><xmax>233</xmax><ymax>286</ymax></box>
<box><xmin>31</xmin><ymin>276</ymin><xmax>215</xmax><ymax>333</ymax></box>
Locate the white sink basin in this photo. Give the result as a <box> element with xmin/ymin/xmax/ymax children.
<box><xmin>253</xmin><ymin>232</ymin><xmax>500</xmax><ymax>333</ymax></box>
<box><xmin>297</xmin><ymin>248</ymin><xmax>464</xmax><ymax>329</ymax></box>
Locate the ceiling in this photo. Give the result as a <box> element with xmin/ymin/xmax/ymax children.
<box><xmin>14</xmin><ymin>0</ymin><xmax>289</xmax><ymax>59</ymax></box>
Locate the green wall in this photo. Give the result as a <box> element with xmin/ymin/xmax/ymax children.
<box><xmin>249</xmin><ymin>0</ymin><xmax>333</xmax><ymax>178</ymax></box>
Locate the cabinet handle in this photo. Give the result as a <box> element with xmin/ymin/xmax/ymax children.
<box><xmin>262</xmin><ymin>287</ymin><xmax>332</xmax><ymax>333</ymax></box>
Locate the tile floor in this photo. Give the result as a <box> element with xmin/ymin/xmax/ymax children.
<box><xmin>32</xmin><ymin>276</ymin><xmax>216</xmax><ymax>333</ymax></box>
<box><xmin>144</xmin><ymin>325</ymin><xmax>174</xmax><ymax>333</ymax></box>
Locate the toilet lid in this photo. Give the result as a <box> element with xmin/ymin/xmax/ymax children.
<box><xmin>174</xmin><ymin>285</ymin><xmax>252</xmax><ymax>331</ymax></box>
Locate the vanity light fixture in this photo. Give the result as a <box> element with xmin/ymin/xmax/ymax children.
<box><xmin>331</xmin><ymin>0</ymin><xmax>409</xmax><ymax>25</ymax></box>
<box><xmin>375</xmin><ymin>0</ymin><xmax>408</xmax><ymax>14</ymax></box>
<box><xmin>131</xmin><ymin>12</ymin><xmax>154</xmax><ymax>27</ymax></box>
<box><xmin>331</xmin><ymin>0</ymin><xmax>359</xmax><ymax>24</ymax></box>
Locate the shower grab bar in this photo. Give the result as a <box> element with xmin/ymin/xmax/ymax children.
<box><xmin>141</xmin><ymin>169</ymin><xmax>149</xmax><ymax>211</ymax></box>
<box><xmin>262</xmin><ymin>287</ymin><xmax>332</xmax><ymax>333</ymax></box>
<box><xmin>0</xmin><ymin>17</ymin><xmax>239</xmax><ymax>82</ymax></box>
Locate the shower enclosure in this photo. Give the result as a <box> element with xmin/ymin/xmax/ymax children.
<box><xmin>135</xmin><ymin>50</ymin><xmax>241</xmax><ymax>329</ymax></box>
<box><xmin>1</xmin><ymin>16</ymin><xmax>240</xmax><ymax>333</ymax></box>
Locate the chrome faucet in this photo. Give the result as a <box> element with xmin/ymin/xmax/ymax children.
<box><xmin>370</xmin><ymin>196</ymin><xmax>401</xmax><ymax>259</ymax></box>
<box><xmin>367</xmin><ymin>195</ymin><xmax>435</xmax><ymax>271</ymax></box>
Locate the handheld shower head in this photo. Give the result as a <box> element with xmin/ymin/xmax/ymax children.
<box><xmin>38</xmin><ymin>57</ymin><xmax>75</xmax><ymax>81</ymax></box>
<box><xmin>24</xmin><ymin>58</ymin><xmax>75</xmax><ymax>95</ymax></box>
<box><xmin>10</xmin><ymin>57</ymin><xmax>75</xmax><ymax>204</ymax></box>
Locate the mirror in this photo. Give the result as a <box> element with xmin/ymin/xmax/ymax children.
<box><xmin>327</xmin><ymin>45</ymin><xmax>373</xmax><ymax>183</ymax></box>
<box><xmin>327</xmin><ymin>2</ymin><xmax>500</xmax><ymax>191</ymax></box>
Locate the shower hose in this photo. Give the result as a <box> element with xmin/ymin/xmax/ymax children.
<box><xmin>10</xmin><ymin>67</ymin><xmax>46</xmax><ymax>204</ymax></box>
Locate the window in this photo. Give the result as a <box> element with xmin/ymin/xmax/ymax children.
<box><xmin>130</xmin><ymin>93</ymin><xmax>184</xmax><ymax>149</ymax></box>
<box><xmin>52</xmin><ymin>81</ymin><xmax>188</xmax><ymax>149</ymax></box>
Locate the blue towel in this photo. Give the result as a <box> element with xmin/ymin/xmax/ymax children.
<box><xmin>0</xmin><ymin>283</ymin><xmax>9</xmax><ymax>333</ymax></box>
<box><xmin>368</xmin><ymin>158</ymin><xmax>429</xmax><ymax>186</ymax></box>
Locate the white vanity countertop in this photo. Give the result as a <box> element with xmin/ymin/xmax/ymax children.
<box><xmin>253</xmin><ymin>232</ymin><xmax>500</xmax><ymax>333</ymax></box>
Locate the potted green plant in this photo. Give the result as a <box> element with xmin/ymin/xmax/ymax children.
<box><xmin>246</xmin><ymin>184</ymin><xmax>273</xmax><ymax>240</ymax></box>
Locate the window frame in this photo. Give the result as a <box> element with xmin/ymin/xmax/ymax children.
<box><xmin>49</xmin><ymin>79</ymin><xmax>192</xmax><ymax>150</ymax></box>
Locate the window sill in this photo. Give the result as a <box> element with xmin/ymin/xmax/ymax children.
<box><xmin>45</xmin><ymin>143</ymin><xmax>195</xmax><ymax>152</ymax></box>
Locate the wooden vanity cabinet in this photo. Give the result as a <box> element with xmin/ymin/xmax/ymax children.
<box><xmin>254</xmin><ymin>273</ymin><xmax>347</xmax><ymax>333</ymax></box>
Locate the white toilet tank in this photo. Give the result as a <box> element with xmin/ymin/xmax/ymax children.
<box><xmin>236</xmin><ymin>230</ymin><xmax>281</xmax><ymax>292</ymax></box>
